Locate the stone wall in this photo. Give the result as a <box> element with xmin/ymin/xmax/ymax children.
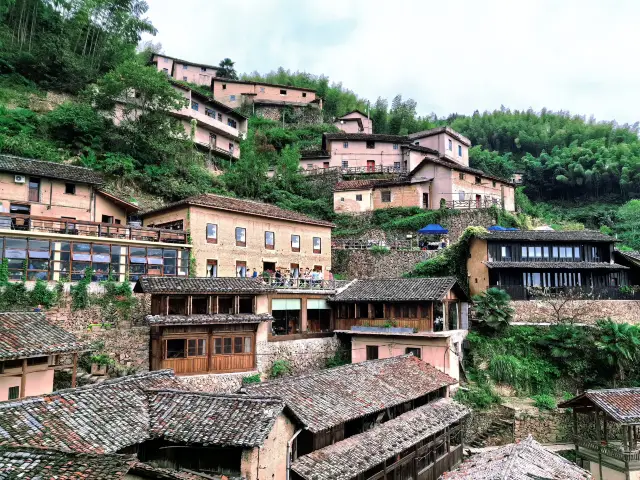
<box><xmin>179</xmin><ymin>371</ymin><xmax>258</xmax><ymax>393</ymax></box>
<box><xmin>254</xmin><ymin>104</ymin><xmax>323</xmax><ymax>124</ymax></box>
<box><xmin>512</xmin><ymin>300</ymin><xmax>640</xmax><ymax>324</ymax></box>
<box><xmin>463</xmin><ymin>404</ymin><xmax>515</xmax><ymax>446</ymax></box>
<box><xmin>334</xmin><ymin>249</ymin><xmax>439</xmax><ymax>279</ymax></box>
<box><xmin>444</xmin><ymin>209</ymin><xmax>495</xmax><ymax>241</ymax></box>
<box><xmin>256</xmin><ymin>336</ymin><xmax>342</xmax><ymax>376</ymax></box>
<box><xmin>513</xmin><ymin>409</ymin><xmax>573</xmax><ymax>444</ymax></box>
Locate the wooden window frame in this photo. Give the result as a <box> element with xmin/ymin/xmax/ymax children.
<box><xmin>235</xmin><ymin>227</ymin><xmax>246</xmax><ymax>247</ymax></box>
<box><xmin>206</xmin><ymin>223</ymin><xmax>218</xmax><ymax>244</ymax></box>
<box><xmin>381</xmin><ymin>191</ymin><xmax>392</xmax><ymax>203</ymax></box>
<box><xmin>291</xmin><ymin>235</ymin><xmax>300</xmax><ymax>253</ymax></box>
<box><xmin>265</xmin><ymin>231</ymin><xmax>275</xmax><ymax>250</ymax></box>
<box><xmin>313</xmin><ymin>237</ymin><xmax>321</xmax><ymax>254</ymax></box>
<box><xmin>64</xmin><ymin>183</ymin><xmax>76</xmax><ymax>195</ymax></box>
<box><xmin>8</xmin><ymin>386</ymin><xmax>19</xmax><ymax>400</ymax></box>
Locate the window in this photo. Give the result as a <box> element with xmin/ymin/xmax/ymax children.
<box><xmin>356</xmin><ymin>194</ymin><xmax>363</xmax><ymax>201</ymax></box>
<box><xmin>291</xmin><ymin>235</ymin><xmax>300</xmax><ymax>252</ymax></box>
<box><xmin>163</xmin><ymin>57</ymin><xmax>169</xmax><ymax>63</ymax></box>
<box><xmin>235</xmin><ymin>227</ymin><xmax>246</xmax><ymax>247</ymax></box>
<box><xmin>414</xmin><ymin>141</ymin><xmax>419</xmax><ymax>145</ymax></box>
<box><xmin>191</xmin><ymin>101</ymin><xmax>199</xmax><ymax>111</ymax></box>
<box><xmin>448</xmin><ymin>139</ymin><xmax>452</xmax><ymax>150</ymax></box>
<box><xmin>217</xmin><ymin>113</ymin><xmax>223</xmax><ymax>121</ymax></box>
<box><xmin>101</xmin><ymin>215</ymin><xmax>114</xmax><ymax>224</ymax></box>
<box><xmin>162</xmin><ymin>68</ymin><xmax>169</xmax><ymax>74</ymax></box>
<box><xmin>187</xmin><ymin>339</ymin><xmax>206</xmax><ymax>356</ymax></box>
<box><xmin>492</xmin><ymin>181</ymin><xmax>497</xmax><ymax>188</ymax></box>
<box><xmin>280</xmin><ymin>89</ymin><xmax>287</xmax><ymax>95</ymax></box>
<box><xmin>182</xmin><ymin>64</ymin><xmax>188</xmax><ymax>70</ymax></box>
<box><xmin>65</xmin><ymin>183</ymin><xmax>76</xmax><ymax>195</ymax></box>
<box><xmin>229</xmin><ymin>143</ymin><xmax>234</xmax><ymax>154</ymax></box>
<box><xmin>222</xmin><ymin>84</ymin><xmax>227</xmax><ymax>90</ymax></box>
<box><xmin>381</xmin><ymin>191</ymin><xmax>391</xmax><ymax>203</ymax></box>
<box><xmin>458</xmin><ymin>145</ymin><xmax>462</xmax><ymax>157</ymax></box>
<box><xmin>475</xmin><ymin>176</ymin><xmax>482</xmax><ymax>184</ymax></box>
<box><xmin>459</xmin><ymin>173</ymin><xmax>465</xmax><ymax>180</ymax></box>
<box><xmin>501</xmin><ymin>246</ymin><xmax>512</xmax><ymax>260</ymax></box>
<box><xmin>209</xmin><ymin>133</ymin><xmax>217</xmax><ymax>146</ymax></box>
<box><xmin>201</xmin><ymin>67</ymin><xmax>207</xmax><ymax>72</ymax></box>
<box><xmin>543</xmin><ymin>246</ymin><xmax>549</xmax><ymax>258</ymax></box>
<box><xmin>393</xmin><ymin>143</ymin><xmax>399</xmax><ymax>150</ymax></box>
<box><xmin>393</xmin><ymin>161</ymin><xmax>401</xmax><ymax>170</ymax></box>
<box><xmin>228</xmin><ymin>118</ymin><xmax>237</xmax><ymax>129</ymax></box>
<box><xmin>229</xmin><ymin>95</ymin><xmax>236</xmax><ymax>101</ymax></box>
<box><xmin>574</xmin><ymin>246</ymin><xmax>581</xmax><ymax>260</ymax></box>
<box><xmin>205</xmin><ymin>107</ymin><xmax>215</xmax><ymax>118</ymax></box>
<box><xmin>552</xmin><ymin>246</ymin><xmax>559</xmax><ymax>258</ymax></box>
<box><xmin>406</xmin><ymin>347</ymin><xmax>421</xmax><ymax>359</ymax></box>
<box><xmin>302</xmin><ymin>92</ymin><xmax>307</xmax><ymax>98</ymax></box>
<box><xmin>165</xmin><ymin>339</ymin><xmax>186</xmax><ymax>358</ymax></box>
<box><xmin>522</xmin><ymin>246</ymin><xmax>528</xmax><ymax>258</ymax></box>
<box><xmin>206</xmin><ymin>259</ymin><xmax>217</xmax><ymax>277</ymax></box>
<box><xmin>236</xmin><ymin>261</ymin><xmax>247</xmax><ymax>277</ymax></box>
<box><xmin>366</xmin><ymin>140</ymin><xmax>375</xmax><ymax>149</ymax></box>
<box><xmin>366</xmin><ymin>346</ymin><xmax>379</xmax><ymax>360</ymax></box>
<box><xmin>183</xmin><ymin>76</ymin><xmax>187</xmax><ymax>81</ymax></box>
<box><xmin>260</xmin><ymin>87</ymin><xmax>265</xmax><ymax>93</ymax></box>
<box><xmin>343</xmin><ymin>141</ymin><xmax>349</xmax><ymax>148</ymax></box>
<box><xmin>313</xmin><ymin>237</ymin><xmax>321</xmax><ymax>254</ymax></box>
<box><xmin>214</xmin><ymin>335</ymin><xmax>252</xmax><ymax>355</ymax></box>
<box><xmin>28</xmin><ymin>178</ymin><xmax>40</xmax><ymax>202</ymax></box>
<box><xmin>8</xmin><ymin>386</ymin><xmax>19</xmax><ymax>400</ymax></box>
<box><xmin>265</xmin><ymin>231</ymin><xmax>275</xmax><ymax>250</ymax></box>
<box><xmin>341</xmin><ymin>160</ymin><xmax>349</xmax><ymax>168</ymax></box>
<box><xmin>206</xmin><ymin>223</ymin><xmax>217</xmax><ymax>243</ymax></box>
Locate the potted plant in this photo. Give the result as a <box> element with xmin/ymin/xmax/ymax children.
<box><xmin>90</xmin><ymin>354</ymin><xmax>112</xmax><ymax>376</ymax></box>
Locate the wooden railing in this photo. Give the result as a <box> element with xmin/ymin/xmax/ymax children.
<box><xmin>162</xmin><ymin>354</ymin><xmax>255</xmax><ymax>375</ymax></box>
<box><xmin>302</xmin><ymin>165</ymin><xmax>409</xmax><ymax>176</ymax></box>
<box><xmin>0</xmin><ymin>213</ymin><xmax>188</xmax><ymax>244</ymax></box>
<box><xmin>334</xmin><ymin>317</ymin><xmax>431</xmax><ymax>332</ymax></box>
<box><xmin>260</xmin><ymin>277</ymin><xmax>336</xmax><ymax>290</ymax></box>
<box><xmin>498</xmin><ymin>285</ymin><xmax>640</xmax><ymax>301</ymax></box>
<box><xmin>444</xmin><ymin>198</ymin><xmax>501</xmax><ymax>209</ymax></box>
<box><xmin>575</xmin><ymin>436</ymin><xmax>640</xmax><ymax>462</ymax></box>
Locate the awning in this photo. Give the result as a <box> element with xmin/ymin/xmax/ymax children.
<box><xmin>418</xmin><ymin>224</ymin><xmax>448</xmax><ymax>235</ymax></box>
<box><xmin>272</xmin><ymin>299</ymin><xmax>301</xmax><ymax>311</ymax></box>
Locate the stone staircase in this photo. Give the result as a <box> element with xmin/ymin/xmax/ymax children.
<box><xmin>469</xmin><ymin>417</ymin><xmax>514</xmax><ymax>448</ymax></box>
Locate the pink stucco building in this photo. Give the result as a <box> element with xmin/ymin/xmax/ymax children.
<box><xmin>150</xmin><ymin>53</ymin><xmax>219</xmax><ymax>87</ymax></box>
<box><xmin>212</xmin><ymin>78</ymin><xmax>321</xmax><ymax>110</ymax></box>
<box><xmin>333</xmin><ymin>110</ymin><xmax>373</xmax><ymax>134</ymax></box>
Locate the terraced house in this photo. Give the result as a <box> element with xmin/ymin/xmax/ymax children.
<box><xmin>149</xmin><ymin>53</ymin><xmax>219</xmax><ymax>87</ymax></box>
<box><xmin>0</xmin><ymin>155</ymin><xmax>191</xmax><ymax>282</ymax></box>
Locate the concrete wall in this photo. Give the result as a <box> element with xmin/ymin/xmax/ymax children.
<box><xmin>241</xmin><ymin>413</ymin><xmax>295</xmax><ymax>480</ymax></box>
<box><xmin>324</xmin><ymin>139</ymin><xmax>403</xmax><ymax>170</ymax></box>
<box><xmin>0</xmin><ymin>369</ymin><xmax>54</xmax><ymax>401</ymax></box>
<box><xmin>213</xmin><ymin>80</ymin><xmax>316</xmax><ymax>109</ymax></box>
<box><xmin>334</xmin><ymin>188</ymin><xmax>374</xmax><ymax>213</ymax></box>
<box><xmin>179</xmin><ymin>120</ymin><xmax>240</xmax><ymax>158</ymax></box>
<box><xmin>412</xmin><ymin>132</ymin><xmax>469</xmax><ymax>167</ymax></box>
<box><xmin>152</xmin><ymin>54</ymin><xmax>218</xmax><ymax>86</ymax></box>
<box><xmin>468</xmin><ymin>238</ymin><xmax>489</xmax><ymax>296</ymax></box>
<box><xmin>512</xmin><ymin>300</ymin><xmax>640</xmax><ymax>324</ymax></box>
<box><xmin>144</xmin><ymin>205</ymin><xmax>332</xmax><ymax>278</ymax></box>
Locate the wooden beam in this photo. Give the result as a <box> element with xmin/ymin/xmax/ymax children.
<box><xmin>19</xmin><ymin>359</ymin><xmax>27</xmax><ymax>398</ymax></box>
<box><xmin>71</xmin><ymin>353</ymin><xmax>78</xmax><ymax>388</ymax></box>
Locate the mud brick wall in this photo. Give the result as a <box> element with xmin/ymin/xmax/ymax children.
<box><xmin>512</xmin><ymin>300</ymin><xmax>640</xmax><ymax>324</ymax></box>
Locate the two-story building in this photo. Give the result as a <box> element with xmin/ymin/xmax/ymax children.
<box><xmin>142</xmin><ymin>193</ymin><xmax>333</xmax><ymax>279</ymax></box>
<box><xmin>0</xmin><ymin>155</ymin><xmax>191</xmax><ymax>281</ymax></box>
<box><xmin>333</xmin><ymin>110</ymin><xmax>373</xmax><ymax>134</ymax></box>
<box><xmin>212</xmin><ymin>78</ymin><xmax>321</xmax><ymax>112</ymax></box>
<box><xmin>331</xmin><ymin>277</ymin><xmax>470</xmax><ymax>382</ymax></box>
<box><xmin>408</xmin><ymin>126</ymin><xmax>471</xmax><ymax>167</ymax></box>
<box><xmin>467</xmin><ymin>230</ymin><xmax>631</xmax><ymax>299</ymax></box>
<box><xmin>170</xmin><ymin>82</ymin><xmax>248</xmax><ymax>159</ymax></box>
<box><xmin>149</xmin><ymin>53</ymin><xmax>219</xmax><ymax>87</ymax></box>
<box><xmin>0</xmin><ymin>312</ymin><xmax>85</xmax><ymax>401</ymax></box>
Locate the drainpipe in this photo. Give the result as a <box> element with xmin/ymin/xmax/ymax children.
<box><xmin>286</xmin><ymin>428</ymin><xmax>303</xmax><ymax>480</ymax></box>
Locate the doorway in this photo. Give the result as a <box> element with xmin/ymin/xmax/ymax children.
<box><xmin>422</xmin><ymin>193</ymin><xmax>429</xmax><ymax>209</ymax></box>
<box><xmin>263</xmin><ymin>261</ymin><xmax>276</xmax><ymax>275</ymax></box>
<box><xmin>475</xmin><ymin>194</ymin><xmax>482</xmax><ymax>208</ymax></box>
<box><xmin>366</xmin><ymin>160</ymin><xmax>375</xmax><ymax>172</ymax></box>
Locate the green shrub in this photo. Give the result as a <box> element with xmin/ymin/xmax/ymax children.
<box><xmin>532</xmin><ymin>394</ymin><xmax>557</xmax><ymax>410</ymax></box>
<box><xmin>369</xmin><ymin>245</ymin><xmax>390</xmax><ymax>254</ymax></box>
<box><xmin>270</xmin><ymin>359</ymin><xmax>293</xmax><ymax>378</ymax></box>
<box><xmin>70</xmin><ymin>268</ymin><xmax>93</xmax><ymax>310</ymax></box>
<box><xmin>90</xmin><ymin>353</ymin><xmax>114</xmax><ymax>366</ymax></box>
<box><xmin>455</xmin><ymin>383</ymin><xmax>502</xmax><ymax>410</ymax></box>
<box><xmin>242</xmin><ymin>373</ymin><xmax>262</xmax><ymax>385</ymax></box>
<box><xmin>326</xmin><ymin>349</ymin><xmax>350</xmax><ymax>368</ymax></box>
<box><xmin>30</xmin><ymin>279</ymin><xmax>57</xmax><ymax>308</ymax></box>
<box><xmin>472</xmin><ymin>288</ymin><xmax>515</xmax><ymax>332</ymax></box>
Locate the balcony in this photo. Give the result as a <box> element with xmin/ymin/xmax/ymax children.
<box><xmin>334</xmin><ymin>317</ymin><xmax>432</xmax><ymax>332</ymax></box>
<box><xmin>575</xmin><ymin>436</ymin><xmax>640</xmax><ymax>464</ymax></box>
<box><xmin>302</xmin><ymin>165</ymin><xmax>408</xmax><ymax>176</ymax></box>
<box><xmin>497</xmin><ymin>285</ymin><xmax>640</xmax><ymax>301</ymax></box>
<box><xmin>444</xmin><ymin>198</ymin><xmax>501</xmax><ymax>209</ymax></box>
<box><xmin>260</xmin><ymin>277</ymin><xmax>336</xmax><ymax>291</ymax></box>
<box><xmin>0</xmin><ymin>213</ymin><xmax>188</xmax><ymax>244</ymax></box>
<box><xmin>175</xmin><ymin>106</ymin><xmax>243</xmax><ymax>139</ymax></box>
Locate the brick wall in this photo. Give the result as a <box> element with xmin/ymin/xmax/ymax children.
<box><xmin>512</xmin><ymin>300</ymin><xmax>640</xmax><ymax>324</ymax></box>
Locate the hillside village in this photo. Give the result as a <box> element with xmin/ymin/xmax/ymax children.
<box><xmin>1</xmin><ymin>2</ymin><xmax>640</xmax><ymax>480</ymax></box>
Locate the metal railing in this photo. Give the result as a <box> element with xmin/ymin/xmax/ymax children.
<box><xmin>498</xmin><ymin>285</ymin><xmax>640</xmax><ymax>301</ymax></box>
<box><xmin>332</xmin><ymin>238</ymin><xmax>414</xmax><ymax>250</ymax></box>
<box><xmin>302</xmin><ymin>165</ymin><xmax>409</xmax><ymax>176</ymax></box>
<box><xmin>0</xmin><ymin>213</ymin><xmax>188</xmax><ymax>244</ymax></box>
<box><xmin>257</xmin><ymin>276</ymin><xmax>336</xmax><ymax>290</ymax></box>
<box><xmin>444</xmin><ymin>198</ymin><xmax>501</xmax><ymax>209</ymax></box>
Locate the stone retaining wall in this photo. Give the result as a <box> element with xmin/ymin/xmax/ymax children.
<box><xmin>179</xmin><ymin>371</ymin><xmax>258</xmax><ymax>393</ymax></box>
<box><xmin>334</xmin><ymin>249</ymin><xmax>439</xmax><ymax>279</ymax></box>
<box><xmin>256</xmin><ymin>336</ymin><xmax>342</xmax><ymax>376</ymax></box>
<box><xmin>512</xmin><ymin>300</ymin><xmax>640</xmax><ymax>324</ymax></box>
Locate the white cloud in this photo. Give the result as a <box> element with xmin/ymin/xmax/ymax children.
<box><xmin>144</xmin><ymin>0</ymin><xmax>640</xmax><ymax>124</ymax></box>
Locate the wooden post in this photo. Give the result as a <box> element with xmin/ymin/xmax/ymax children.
<box><xmin>603</xmin><ymin>416</ymin><xmax>608</xmax><ymax>444</ymax></box>
<box><xmin>71</xmin><ymin>353</ymin><xmax>78</xmax><ymax>388</ymax></box>
<box><xmin>595</xmin><ymin>410</ymin><xmax>603</xmax><ymax>480</ymax></box>
<box><xmin>572</xmin><ymin>410</ymin><xmax>578</xmax><ymax>458</ymax></box>
<box><xmin>20</xmin><ymin>359</ymin><xmax>27</xmax><ymax>398</ymax></box>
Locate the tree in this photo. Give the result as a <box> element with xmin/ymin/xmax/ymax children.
<box><xmin>472</xmin><ymin>287</ymin><xmax>515</xmax><ymax>332</ymax></box>
<box><xmin>616</xmin><ymin>200</ymin><xmax>640</xmax><ymax>250</ymax></box>
<box><xmin>273</xmin><ymin>145</ymin><xmax>302</xmax><ymax>193</ymax></box>
<box><xmin>222</xmin><ymin>131</ymin><xmax>268</xmax><ymax>199</ymax></box>
<box><xmin>217</xmin><ymin>58</ymin><xmax>238</xmax><ymax>79</ymax></box>
<box><xmin>595</xmin><ymin>319</ymin><xmax>640</xmax><ymax>386</ymax></box>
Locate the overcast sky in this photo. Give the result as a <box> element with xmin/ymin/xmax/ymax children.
<box><xmin>144</xmin><ymin>0</ymin><xmax>640</xmax><ymax>125</ymax></box>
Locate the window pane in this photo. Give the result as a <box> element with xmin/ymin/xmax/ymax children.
<box><xmin>207</xmin><ymin>224</ymin><xmax>217</xmax><ymax>239</ymax></box>
<box><xmin>244</xmin><ymin>337</ymin><xmax>251</xmax><ymax>353</ymax></box>
<box><xmin>187</xmin><ymin>339</ymin><xmax>196</xmax><ymax>356</ymax></box>
<box><xmin>574</xmin><ymin>247</ymin><xmax>580</xmax><ymax>259</ymax></box>
<box><xmin>521</xmin><ymin>247</ymin><xmax>527</xmax><ymax>258</ymax></box>
<box><xmin>223</xmin><ymin>337</ymin><xmax>232</xmax><ymax>354</ymax></box>
<box><xmin>198</xmin><ymin>339</ymin><xmax>206</xmax><ymax>356</ymax></box>
<box><xmin>543</xmin><ymin>247</ymin><xmax>549</xmax><ymax>258</ymax></box>
<box><xmin>535</xmin><ymin>247</ymin><xmax>542</xmax><ymax>258</ymax></box>
<box><xmin>166</xmin><ymin>339</ymin><xmax>185</xmax><ymax>358</ymax></box>
<box><xmin>552</xmin><ymin>246</ymin><xmax>558</xmax><ymax>258</ymax></box>
<box><xmin>214</xmin><ymin>338</ymin><xmax>222</xmax><ymax>354</ymax></box>
<box><xmin>234</xmin><ymin>337</ymin><xmax>243</xmax><ymax>353</ymax></box>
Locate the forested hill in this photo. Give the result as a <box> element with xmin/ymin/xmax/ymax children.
<box><xmin>1</xmin><ymin>1</ymin><xmax>640</xmax><ymax>249</ymax></box>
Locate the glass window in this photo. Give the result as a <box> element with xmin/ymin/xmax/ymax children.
<box><xmin>341</xmin><ymin>160</ymin><xmax>348</xmax><ymax>168</ymax></box>
<box><xmin>406</xmin><ymin>347</ymin><xmax>421</xmax><ymax>359</ymax></box>
<box><xmin>205</xmin><ymin>107</ymin><xmax>215</xmax><ymax>118</ymax></box>
<box><xmin>501</xmin><ymin>246</ymin><xmax>511</xmax><ymax>259</ymax></box>
<box><xmin>191</xmin><ymin>101</ymin><xmax>199</xmax><ymax>111</ymax></box>
<box><xmin>236</xmin><ymin>261</ymin><xmax>247</xmax><ymax>277</ymax></box>
<box><xmin>521</xmin><ymin>246</ymin><xmax>527</xmax><ymax>258</ymax></box>
<box><xmin>166</xmin><ymin>339</ymin><xmax>185</xmax><ymax>359</ymax></box>
<box><xmin>552</xmin><ymin>246</ymin><xmax>559</xmax><ymax>258</ymax></box>
<box><xmin>574</xmin><ymin>246</ymin><xmax>581</xmax><ymax>259</ymax></box>
<box><xmin>291</xmin><ymin>235</ymin><xmax>300</xmax><ymax>252</ymax></box>
<box><xmin>214</xmin><ymin>338</ymin><xmax>222</xmax><ymax>354</ymax></box>
<box><xmin>381</xmin><ymin>191</ymin><xmax>391</xmax><ymax>203</ymax></box>
<box><xmin>535</xmin><ymin>246</ymin><xmax>542</xmax><ymax>258</ymax></box>
<box><xmin>543</xmin><ymin>247</ymin><xmax>549</xmax><ymax>258</ymax></box>
<box><xmin>356</xmin><ymin>194</ymin><xmax>363</xmax><ymax>201</ymax></box>
<box><xmin>393</xmin><ymin>144</ymin><xmax>399</xmax><ymax>150</ymax></box>
<box><xmin>366</xmin><ymin>345</ymin><xmax>379</xmax><ymax>360</ymax></box>
<box><xmin>458</xmin><ymin>145</ymin><xmax>462</xmax><ymax>156</ymax></box>
<box><xmin>265</xmin><ymin>231</ymin><xmax>275</xmax><ymax>249</ymax></box>
<box><xmin>235</xmin><ymin>227</ymin><xmax>246</xmax><ymax>247</ymax></box>
<box><xmin>343</xmin><ymin>141</ymin><xmax>349</xmax><ymax>148</ymax></box>
<box><xmin>182</xmin><ymin>64</ymin><xmax>187</xmax><ymax>70</ymax></box>
<box><xmin>187</xmin><ymin>339</ymin><xmax>206</xmax><ymax>357</ymax></box>
<box><xmin>244</xmin><ymin>337</ymin><xmax>252</xmax><ymax>353</ymax></box>
<box><xmin>234</xmin><ymin>337</ymin><xmax>243</xmax><ymax>354</ymax></box>
<box><xmin>223</xmin><ymin>337</ymin><xmax>232</xmax><ymax>354</ymax></box>
<box><xmin>65</xmin><ymin>183</ymin><xmax>76</xmax><ymax>194</ymax></box>
<box><xmin>366</xmin><ymin>140</ymin><xmax>375</xmax><ymax>149</ymax></box>
<box><xmin>448</xmin><ymin>139</ymin><xmax>452</xmax><ymax>150</ymax></box>
<box><xmin>229</xmin><ymin>95</ymin><xmax>236</xmax><ymax>101</ymax></box>
<box><xmin>227</xmin><ymin>118</ymin><xmax>237</xmax><ymax>129</ymax></box>
<box><xmin>313</xmin><ymin>237</ymin><xmax>321</xmax><ymax>254</ymax></box>
<box><xmin>206</xmin><ymin>260</ymin><xmax>217</xmax><ymax>278</ymax></box>
<box><xmin>206</xmin><ymin>224</ymin><xmax>217</xmax><ymax>243</ymax></box>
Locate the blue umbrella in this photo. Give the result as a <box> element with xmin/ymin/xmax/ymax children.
<box><xmin>417</xmin><ymin>224</ymin><xmax>448</xmax><ymax>235</ymax></box>
<box><xmin>487</xmin><ymin>225</ymin><xmax>507</xmax><ymax>231</ymax></box>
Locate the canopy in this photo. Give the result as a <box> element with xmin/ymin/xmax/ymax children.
<box><xmin>488</xmin><ymin>225</ymin><xmax>519</xmax><ymax>231</ymax></box>
<box><xmin>418</xmin><ymin>224</ymin><xmax>448</xmax><ymax>235</ymax></box>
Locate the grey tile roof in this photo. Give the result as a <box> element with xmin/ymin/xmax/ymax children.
<box><xmin>401</xmin><ymin>143</ymin><xmax>441</xmax><ymax>155</ymax></box>
<box><xmin>145</xmin><ymin>313</ymin><xmax>273</xmax><ymax>326</ymax></box>
<box><xmin>481</xmin><ymin>230</ymin><xmax>617</xmax><ymax>242</ymax></box>
<box><xmin>148</xmin><ymin>390</ymin><xmax>285</xmax><ymax>447</ymax></box>
<box><xmin>323</xmin><ymin>132</ymin><xmax>408</xmax><ymax>143</ymax></box>
<box><xmin>617</xmin><ymin>250</ymin><xmax>640</xmax><ymax>264</ymax></box>
<box><xmin>440</xmin><ymin>435</ymin><xmax>592</xmax><ymax>479</ymax></box>
<box><xmin>330</xmin><ymin>277</ymin><xmax>463</xmax><ymax>302</ymax></box>
<box><xmin>292</xmin><ymin>398</ymin><xmax>469</xmax><ymax>480</ymax></box>
<box><xmin>246</xmin><ymin>355</ymin><xmax>457</xmax><ymax>433</ymax></box>
<box><xmin>142</xmin><ymin>193</ymin><xmax>335</xmax><ymax>227</ymax></box>
<box><xmin>0</xmin><ymin>445</ymin><xmax>136</xmax><ymax>480</ymax></box>
<box><xmin>0</xmin><ymin>312</ymin><xmax>87</xmax><ymax>360</ymax></box>
<box><xmin>134</xmin><ymin>276</ymin><xmax>276</xmax><ymax>294</ymax></box>
<box><xmin>408</xmin><ymin>126</ymin><xmax>471</xmax><ymax>146</ymax></box>
<box><xmin>0</xmin><ymin>370</ymin><xmax>186</xmax><ymax>453</ymax></box>
<box><xmin>0</xmin><ymin>154</ymin><xmax>104</xmax><ymax>184</ymax></box>
<box><xmin>300</xmin><ymin>149</ymin><xmax>330</xmax><ymax>159</ymax></box>
<box><xmin>559</xmin><ymin>388</ymin><xmax>640</xmax><ymax>424</ymax></box>
<box><xmin>410</xmin><ymin>155</ymin><xmax>514</xmax><ymax>185</ymax></box>
<box><xmin>130</xmin><ymin>462</ymin><xmax>227</xmax><ymax>479</ymax></box>
<box><xmin>484</xmin><ymin>261</ymin><xmax>629</xmax><ymax>270</ymax></box>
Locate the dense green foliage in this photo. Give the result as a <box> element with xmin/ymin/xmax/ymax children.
<box><xmin>472</xmin><ymin>288</ymin><xmax>515</xmax><ymax>333</ymax></box>
<box><xmin>269</xmin><ymin>359</ymin><xmax>293</xmax><ymax>378</ymax></box>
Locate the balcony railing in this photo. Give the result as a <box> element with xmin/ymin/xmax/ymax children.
<box><xmin>497</xmin><ymin>285</ymin><xmax>640</xmax><ymax>301</ymax></box>
<box><xmin>302</xmin><ymin>165</ymin><xmax>409</xmax><ymax>176</ymax></box>
<box><xmin>334</xmin><ymin>317</ymin><xmax>432</xmax><ymax>332</ymax></box>
<box><xmin>445</xmin><ymin>198</ymin><xmax>501</xmax><ymax>209</ymax></box>
<box><xmin>575</xmin><ymin>436</ymin><xmax>640</xmax><ymax>462</ymax></box>
<box><xmin>259</xmin><ymin>277</ymin><xmax>336</xmax><ymax>290</ymax></box>
<box><xmin>175</xmin><ymin>106</ymin><xmax>243</xmax><ymax>139</ymax></box>
<box><xmin>0</xmin><ymin>213</ymin><xmax>188</xmax><ymax>244</ymax></box>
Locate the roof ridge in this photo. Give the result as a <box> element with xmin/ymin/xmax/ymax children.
<box><xmin>147</xmin><ymin>388</ymin><xmax>284</xmax><ymax>403</ymax></box>
<box><xmin>0</xmin><ymin>154</ymin><xmax>96</xmax><ymax>172</ymax></box>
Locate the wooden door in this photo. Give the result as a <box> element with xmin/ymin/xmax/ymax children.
<box><xmin>422</xmin><ymin>193</ymin><xmax>429</xmax><ymax>209</ymax></box>
<box><xmin>475</xmin><ymin>194</ymin><xmax>481</xmax><ymax>208</ymax></box>
<box><xmin>367</xmin><ymin>160</ymin><xmax>375</xmax><ymax>172</ymax></box>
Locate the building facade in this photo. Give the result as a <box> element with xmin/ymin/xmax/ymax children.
<box><xmin>333</xmin><ymin>110</ymin><xmax>373</xmax><ymax>134</ymax></box>
<box><xmin>467</xmin><ymin>230</ymin><xmax>630</xmax><ymax>299</ymax></box>
<box><xmin>0</xmin><ymin>155</ymin><xmax>191</xmax><ymax>282</ymax></box>
<box><xmin>150</xmin><ymin>53</ymin><xmax>219</xmax><ymax>87</ymax></box>
<box><xmin>212</xmin><ymin>78</ymin><xmax>320</xmax><ymax>110</ymax></box>
<box><xmin>142</xmin><ymin>193</ymin><xmax>333</xmax><ymax>279</ymax></box>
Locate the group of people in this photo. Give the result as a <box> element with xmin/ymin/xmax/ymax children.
<box><xmin>239</xmin><ymin>266</ymin><xmax>333</xmax><ymax>287</ymax></box>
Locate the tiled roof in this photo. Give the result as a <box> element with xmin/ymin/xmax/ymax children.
<box><xmin>292</xmin><ymin>398</ymin><xmax>469</xmax><ymax>480</ymax></box>
<box><xmin>338</xmin><ymin>109</ymin><xmax>369</xmax><ymax>118</ymax></box>
<box><xmin>170</xmin><ymin>80</ymin><xmax>248</xmax><ymax>119</ymax></box>
<box><xmin>617</xmin><ymin>250</ymin><xmax>640</xmax><ymax>265</ymax></box>
<box><xmin>145</xmin><ymin>313</ymin><xmax>273</xmax><ymax>326</ymax></box>
<box><xmin>142</xmin><ymin>193</ymin><xmax>335</xmax><ymax>227</ymax></box>
<box><xmin>410</xmin><ymin>155</ymin><xmax>513</xmax><ymax>185</ymax></box>
<box><xmin>481</xmin><ymin>230</ymin><xmax>617</xmax><ymax>242</ymax></box>
<box><xmin>334</xmin><ymin>179</ymin><xmax>387</xmax><ymax>191</ymax></box>
<box><xmin>148</xmin><ymin>390</ymin><xmax>284</xmax><ymax>447</ymax></box>
<box><xmin>213</xmin><ymin>77</ymin><xmax>317</xmax><ymax>92</ymax></box>
<box><xmin>0</xmin><ymin>370</ymin><xmax>186</xmax><ymax>453</ymax></box>
<box><xmin>134</xmin><ymin>277</ymin><xmax>275</xmax><ymax>294</ymax></box>
<box><xmin>440</xmin><ymin>435</ymin><xmax>592</xmax><ymax>479</ymax></box>
<box><xmin>0</xmin><ymin>445</ymin><xmax>136</xmax><ymax>479</ymax></box>
<box><xmin>484</xmin><ymin>261</ymin><xmax>629</xmax><ymax>270</ymax></box>
<box><xmin>330</xmin><ymin>277</ymin><xmax>465</xmax><ymax>302</ymax></box>
<box><xmin>408</xmin><ymin>126</ymin><xmax>471</xmax><ymax>146</ymax></box>
<box><xmin>0</xmin><ymin>154</ymin><xmax>104</xmax><ymax>184</ymax></box>
<box><xmin>151</xmin><ymin>53</ymin><xmax>219</xmax><ymax>71</ymax></box>
<box><xmin>0</xmin><ymin>312</ymin><xmax>87</xmax><ymax>360</ymax></box>
<box><xmin>130</xmin><ymin>462</ymin><xmax>227</xmax><ymax>479</ymax></box>
<box><xmin>323</xmin><ymin>133</ymin><xmax>408</xmax><ymax>143</ymax></box>
<box><xmin>559</xmin><ymin>388</ymin><xmax>640</xmax><ymax>424</ymax></box>
<box><xmin>246</xmin><ymin>355</ymin><xmax>457</xmax><ymax>433</ymax></box>
<box><xmin>401</xmin><ymin>143</ymin><xmax>441</xmax><ymax>156</ymax></box>
<box><xmin>300</xmin><ymin>149</ymin><xmax>330</xmax><ymax>159</ymax></box>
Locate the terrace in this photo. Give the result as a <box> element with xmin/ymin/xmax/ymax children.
<box><xmin>498</xmin><ymin>284</ymin><xmax>640</xmax><ymax>301</ymax></box>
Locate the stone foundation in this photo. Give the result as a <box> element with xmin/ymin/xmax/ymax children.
<box><xmin>179</xmin><ymin>371</ymin><xmax>258</xmax><ymax>393</ymax></box>
<box><xmin>256</xmin><ymin>336</ymin><xmax>342</xmax><ymax>376</ymax></box>
<box><xmin>512</xmin><ymin>300</ymin><xmax>640</xmax><ymax>324</ymax></box>
<box><xmin>254</xmin><ymin>104</ymin><xmax>323</xmax><ymax>124</ymax></box>
<box><xmin>334</xmin><ymin>249</ymin><xmax>439</xmax><ymax>279</ymax></box>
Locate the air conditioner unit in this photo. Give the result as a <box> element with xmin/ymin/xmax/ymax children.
<box><xmin>14</xmin><ymin>175</ymin><xmax>26</xmax><ymax>184</ymax></box>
